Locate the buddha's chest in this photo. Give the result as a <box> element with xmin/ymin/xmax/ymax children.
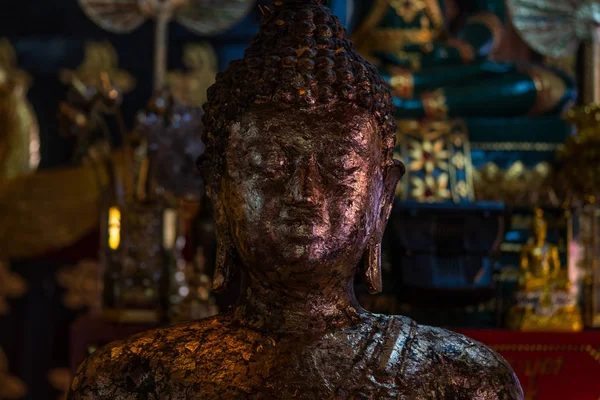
<box><xmin>160</xmin><ymin>333</ymin><xmax>405</xmax><ymax>399</ymax></box>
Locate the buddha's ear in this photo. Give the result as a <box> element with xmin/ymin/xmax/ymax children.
<box><xmin>376</xmin><ymin>159</ymin><xmax>404</xmax><ymax>241</ymax></box>
<box><xmin>361</xmin><ymin>159</ymin><xmax>404</xmax><ymax>294</ymax></box>
<box><xmin>207</xmin><ymin>185</ymin><xmax>237</xmax><ymax>294</ymax></box>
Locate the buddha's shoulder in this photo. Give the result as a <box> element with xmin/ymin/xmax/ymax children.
<box><xmin>68</xmin><ymin>313</ymin><xmax>259</xmax><ymax>399</ymax></box>
<box><xmin>401</xmin><ymin>319</ymin><xmax>523</xmax><ymax>399</ymax></box>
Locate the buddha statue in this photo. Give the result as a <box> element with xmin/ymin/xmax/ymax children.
<box><xmin>508</xmin><ymin>209</ymin><xmax>582</xmax><ymax>332</ymax></box>
<box><xmin>68</xmin><ymin>1</ymin><xmax>523</xmax><ymax>398</ymax></box>
<box><xmin>519</xmin><ymin>209</ymin><xmax>564</xmax><ymax>293</ymax></box>
<box><xmin>351</xmin><ymin>0</ymin><xmax>577</xmax><ymax>119</ymax></box>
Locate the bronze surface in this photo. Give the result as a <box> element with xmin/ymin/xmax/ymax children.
<box><xmin>68</xmin><ymin>1</ymin><xmax>523</xmax><ymax>398</ymax></box>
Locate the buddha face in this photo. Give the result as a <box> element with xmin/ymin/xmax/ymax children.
<box><xmin>216</xmin><ymin>104</ymin><xmax>399</xmax><ymax>285</ymax></box>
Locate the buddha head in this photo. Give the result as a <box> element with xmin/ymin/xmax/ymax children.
<box><xmin>198</xmin><ymin>0</ymin><xmax>404</xmax><ymax>295</ymax></box>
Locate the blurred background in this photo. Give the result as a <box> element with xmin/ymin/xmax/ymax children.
<box><xmin>1</xmin><ymin>0</ymin><xmax>600</xmax><ymax>398</ymax></box>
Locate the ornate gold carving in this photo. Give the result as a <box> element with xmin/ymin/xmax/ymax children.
<box><xmin>470</xmin><ymin>142</ymin><xmax>562</xmax><ymax>152</ymax></box>
<box><xmin>60</xmin><ymin>42</ymin><xmax>135</xmax><ymax>95</ymax></box>
<box><xmin>167</xmin><ymin>43</ymin><xmax>218</xmax><ymax>107</ymax></box>
<box><xmin>0</xmin><ymin>261</ymin><xmax>27</xmax><ymax>316</ymax></box>
<box><xmin>352</xmin><ymin>0</ymin><xmax>443</xmax><ymax>53</ymax></box>
<box><xmin>492</xmin><ymin>344</ymin><xmax>600</xmax><ymax>362</ymax></box>
<box><xmin>410</xmin><ymin>173</ymin><xmax>451</xmax><ymax>202</ymax></box>
<box><xmin>556</xmin><ymin>105</ymin><xmax>600</xmax><ymax>204</ymax></box>
<box><xmin>0</xmin><ymin>347</ymin><xmax>27</xmax><ymax>399</ymax></box>
<box><xmin>421</xmin><ymin>89</ymin><xmax>448</xmax><ymax>119</ymax></box>
<box><xmin>0</xmin><ymin>38</ymin><xmax>40</xmax><ymax>180</ymax></box>
<box><xmin>389</xmin><ymin>67</ymin><xmax>415</xmax><ymax>99</ymax></box>
<box><xmin>407</xmin><ymin>137</ymin><xmax>448</xmax><ymax>173</ymax></box>
<box><xmin>396</xmin><ymin>119</ymin><xmax>474</xmax><ymax>203</ymax></box>
<box><xmin>390</xmin><ymin>0</ymin><xmax>427</xmax><ymax>24</ymax></box>
<box><xmin>473</xmin><ymin>161</ymin><xmax>553</xmax><ymax>205</ymax></box>
<box><xmin>56</xmin><ymin>260</ymin><xmax>102</xmax><ymax>313</ymax></box>
<box><xmin>467</xmin><ymin>12</ymin><xmax>505</xmax><ymax>53</ymax></box>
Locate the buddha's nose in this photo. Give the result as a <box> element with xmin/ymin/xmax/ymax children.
<box><xmin>284</xmin><ymin>155</ymin><xmax>323</xmax><ymax>206</ymax></box>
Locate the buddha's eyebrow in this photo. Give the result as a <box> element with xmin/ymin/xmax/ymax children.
<box><xmin>342</xmin><ymin>135</ymin><xmax>369</xmax><ymax>155</ymax></box>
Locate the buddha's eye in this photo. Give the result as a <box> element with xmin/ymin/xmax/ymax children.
<box><xmin>248</xmin><ymin>148</ymin><xmax>288</xmax><ymax>179</ymax></box>
<box><xmin>249</xmin><ymin>152</ymin><xmax>264</xmax><ymax>169</ymax></box>
<box><xmin>265</xmin><ymin>150</ymin><xmax>287</xmax><ymax>170</ymax></box>
<box><xmin>326</xmin><ymin>154</ymin><xmax>361</xmax><ymax>181</ymax></box>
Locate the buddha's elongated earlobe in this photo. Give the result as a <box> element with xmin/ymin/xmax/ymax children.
<box><xmin>362</xmin><ymin>240</ymin><xmax>383</xmax><ymax>294</ymax></box>
<box><xmin>362</xmin><ymin>159</ymin><xmax>405</xmax><ymax>294</ymax></box>
<box><xmin>213</xmin><ymin>231</ymin><xmax>235</xmax><ymax>293</ymax></box>
<box><xmin>208</xmin><ymin>186</ymin><xmax>238</xmax><ymax>293</ymax></box>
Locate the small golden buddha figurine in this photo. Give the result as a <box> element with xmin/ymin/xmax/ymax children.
<box><xmin>519</xmin><ymin>209</ymin><xmax>563</xmax><ymax>293</ymax></box>
<box><xmin>508</xmin><ymin>209</ymin><xmax>582</xmax><ymax>332</ymax></box>
<box><xmin>68</xmin><ymin>1</ymin><xmax>523</xmax><ymax>398</ymax></box>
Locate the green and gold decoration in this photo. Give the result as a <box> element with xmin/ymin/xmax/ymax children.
<box><xmin>395</xmin><ymin>119</ymin><xmax>473</xmax><ymax>203</ymax></box>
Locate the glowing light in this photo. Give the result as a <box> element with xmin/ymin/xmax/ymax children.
<box><xmin>108</xmin><ymin>207</ymin><xmax>121</xmax><ymax>250</ymax></box>
<box><xmin>163</xmin><ymin>209</ymin><xmax>177</xmax><ymax>250</ymax></box>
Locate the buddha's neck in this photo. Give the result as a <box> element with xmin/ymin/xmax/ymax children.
<box><xmin>233</xmin><ymin>273</ymin><xmax>364</xmax><ymax>336</ymax></box>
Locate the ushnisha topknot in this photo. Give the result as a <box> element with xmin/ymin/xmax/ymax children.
<box><xmin>200</xmin><ymin>0</ymin><xmax>396</xmax><ymax>188</ymax></box>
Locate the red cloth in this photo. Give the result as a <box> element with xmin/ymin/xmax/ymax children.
<box><xmin>457</xmin><ymin>330</ymin><xmax>600</xmax><ymax>400</ymax></box>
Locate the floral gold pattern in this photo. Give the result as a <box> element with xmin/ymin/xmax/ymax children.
<box><xmin>0</xmin><ymin>347</ymin><xmax>27</xmax><ymax>399</ymax></box>
<box><xmin>410</xmin><ymin>173</ymin><xmax>451</xmax><ymax>202</ymax></box>
<box><xmin>0</xmin><ymin>261</ymin><xmax>27</xmax><ymax>316</ymax></box>
<box><xmin>395</xmin><ymin>119</ymin><xmax>474</xmax><ymax>203</ymax></box>
<box><xmin>407</xmin><ymin>137</ymin><xmax>448</xmax><ymax>173</ymax></box>
<box><xmin>56</xmin><ymin>260</ymin><xmax>103</xmax><ymax>313</ymax></box>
